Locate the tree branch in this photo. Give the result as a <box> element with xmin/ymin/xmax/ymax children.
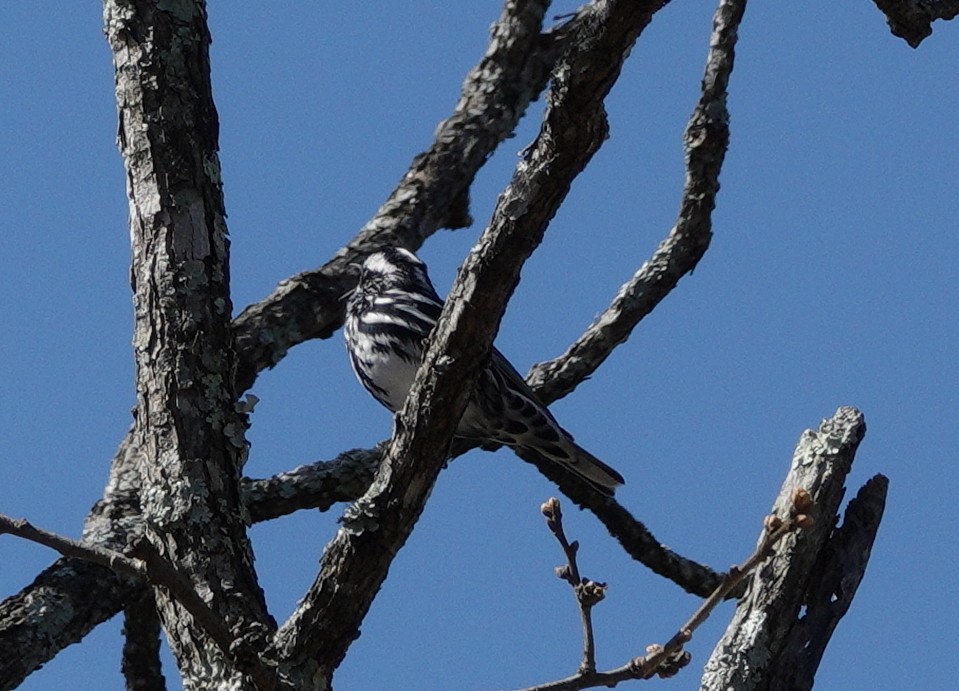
<box><xmin>516</xmin><ymin>490</ymin><xmax>818</xmax><ymax>691</ymax></box>
<box><xmin>243</xmin><ymin>448</ymin><xmax>382</xmax><ymax>523</ymax></box>
<box><xmin>273</xmin><ymin>1</ymin><xmax>667</xmax><ymax>680</ymax></box>
<box><xmin>762</xmin><ymin>475</ymin><xmax>888</xmax><ymax>691</ymax></box>
<box><xmin>0</xmin><ymin>514</ymin><xmax>283</xmax><ymax>691</ymax></box>
<box><xmin>0</xmin><ymin>516</ymin><xmax>228</xmax><ymax>658</ymax></box>
<box><xmin>528</xmin><ymin>0</ymin><xmax>742</xmax><ymax>402</ymax></box>
<box><xmin>869</xmin><ymin>0</ymin><xmax>959</xmax><ymax>47</ymax></box>
<box><xmin>105</xmin><ymin>0</ymin><xmax>275</xmax><ymax>686</ymax></box>
<box><xmin>700</xmin><ymin>406</ymin><xmax>875</xmax><ymax>691</ymax></box>
<box><xmin>231</xmin><ymin>0</ymin><xmax>571</xmax><ymax>392</ymax></box>
<box><xmin>541</xmin><ymin>498</ymin><xmax>606</xmax><ymax>675</ymax></box>
<box><xmin>121</xmin><ymin>586</ymin><xmax>166</xmax><ymax>691</ymax></box>
<box><xmin>0</xmin><ymin>556</ymin><xmax>134</xmax><ymax>690</ymax></box>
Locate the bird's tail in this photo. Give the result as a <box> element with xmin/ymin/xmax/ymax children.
<box><xmin>563</xmin><ymin>441</ymin><xmax>625</xmax><ymax>495</ymax></box>
<box><xmin>520</xmin><ymin>436</ymin><xmax>625</xmax><ymax>496</ymax></box>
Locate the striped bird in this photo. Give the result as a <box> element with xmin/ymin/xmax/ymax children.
<box><xmin>344</xmin><ymin>247</ymin><xmax>625</xmax><ymax>494</ymax></box>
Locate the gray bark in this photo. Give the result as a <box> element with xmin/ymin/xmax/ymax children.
<box><xmin>0</xmin><ymin>1</ymin><xmax>893</xmax><ymax>689</ymax></box>
<box><xmin>700</xmin><ymin>408</ymin><xmax>888</xmax><ymax>691</ymax></box>
<box><xmin>106</xmin><ymin>0</ymin><xmax>273</xmax><ymax>687</ymax></box>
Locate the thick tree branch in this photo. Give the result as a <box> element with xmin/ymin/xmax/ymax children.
<box><xmin>105</xmin><ymin>0</ymin><xmax>274</xmax><ymax>686</ymax></box>
<box><xmin>273</xmin><ymin>1</ymin><xmax>666</xmax><ymax>681</ymax></box>
<box><xmin>762</xmin><ymin>475</ymin><xmax>888</xmax><ymax>691</ymax></box>
<box><xmin>121</xmin><ymin>586</ymin><xmax>166</xmax><ymax>691</ymax></box>
<box><xmin>528</xmin><ymin>0</ymin><xmax>741</xmax><ymax>402</ymax></box>
<box><xmin>0</xmin><ymin>2</ymin><xmax>627</xmax><ymax>678</ymax></box>
<box><xmin>870</xmin><ymin>0</ymin><xmax>959</xmax><ymax>47</ymax></box>
<box><xmin>231</xmin><ymin>0</ymin><xmax>570</xmax><ymax>391</ymax></box>
<box><xmin>0</xmin><ymin>556</ymin><xmax>134</xmax><ymax>690</ymax></box>
<box><xmin>700</xmin><ymin>407</ymin><xmax>878</xmax><ymax>691</ymax></box>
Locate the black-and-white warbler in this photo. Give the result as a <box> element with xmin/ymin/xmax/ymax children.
<box><xmin>344</xmin><ymin>247</ymin><xmax>625</xmax><ymax>494</ymax></box>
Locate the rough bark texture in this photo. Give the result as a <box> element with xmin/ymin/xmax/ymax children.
<box><xmin>230</xmin><ymin>0</ymin><xmax>567</xmax><ymax>392</ymax></box>
<box><xmin>0</xmin><ymin>0</ymin><xmax>895</xmax><ymax>689</ymax></box>
<box><xmin>105</xmin><ymin>0</ymin><xmax>273</xmax><ymax>687</ymax></box>
<box><xmin>700</xmin><ymin>407</ymin><xmax>887</xmax><ymax>691</ymax></box>
<box><xmin>122</xmin><ymin>587</ymin><xmax>166</xmax><ymax>691</ymax></box>
<box><xmin>0</xmin><ymin>558</ymin><xmax>134</xmax><ymax>689</ymax></box>
<box><xmin>870</xmin><ymin>0</ymin><xmax>959</xmax><ymax>46</ymax></box>
<box><xmin>273</xmin><ymin>1</ymin><xmax>671</xmax><ymax>682</ymax></box>
<box><xmin>762</xmin><ymin>475</ymin><xmax>888</xmax><ymax>691</ymax></box>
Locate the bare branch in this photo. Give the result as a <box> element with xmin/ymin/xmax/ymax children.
<box><xmin>541</xmin><ymin>498</ymin><xmax>606</xmax><ymax>674</ymax></box>
<box><xmin>122</xmin><ymin>587</ymin><xmax>166</xmax><ymax>691</ymax></box>
<box><xmin>231</xmin><ymin>0</ymin><xmax>571</xmax><ymax>392</ymax></box>
<box><xmin>701</xmin><ymin>406</ymin><xmax>871</xmax><ymax>691</ymax></box>
<box><xmin>0</xmin><ymin>435</ymin><xmax>145</xmax><ymax>689</ymax></box>
<box><xmin>515</xmin><ymin>490</ymin><xmax>817</xmax><ymax>691</ymax></box>
<box><xmin>0</xmin><ymin>514</ymin><xmax>283</xmax><ymax>691</ymax></box>
<box><xmin>0</xmin><ymin>556</ymin><xmax>134</xmax><ymax>690</ymax></box>
<box><xmin>104</xmin><ymin>1</ymin><xmax>287</xmax><ymax>685</ymax></box>
<box><xmin>243</xmin><ymin>443</ymin><xmax>724</xmax><ymax>598</ymax></box>
<box><xmin>243</xmin><ymin>448</ymin><xmax>382</xmax><ymax>522</ymax></box>
<box><xmin>763</xmin><ymin>475</ymin><xmax>888</xmax><ymax>691</ymax></box>
<box><xmin>869</xmin><ymin>0</ymin><xmax>959</xmax><ymax>47</ymax></box>
<box><xmin>528</xmin><ymin>0</ymin><xmax>743</xmax><ymax>402</ymax></box>
<box><xmin>0</xmin><ymin>514</ymin><xmax>147</xmax><ymax>580</ymax></box>
<box><xmin>274</xmin><ymin>0</ymin><xmax>666</xmax><ymax>678</ymax></box>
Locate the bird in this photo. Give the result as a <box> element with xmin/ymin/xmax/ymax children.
<box><xmin>344</xmin><ymin>247</ymin><xmax>625</xmax><ymax>494</ymax></box>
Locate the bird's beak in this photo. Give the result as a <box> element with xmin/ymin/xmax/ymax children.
<box><xmin>340</xmin><ymin>262</ymin><xmax>363</xmax><ymax>302</ymax></box>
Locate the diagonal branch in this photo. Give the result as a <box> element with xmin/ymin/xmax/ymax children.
<box><xmin>528</xmin><ymin>0</ymin><xmax>742</xmax><ymax>402</ymax></box>
<box><xmin>231</xmin><ymin>0</ymin><xmax>571</xmax><ymax>392</ymax></box>
<box><xmin>274</xmin><ymin>0</ymin><xmax>668</xmax><ymax>679</ymax></box>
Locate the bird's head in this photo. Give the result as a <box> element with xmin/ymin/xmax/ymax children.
<box><xmin>357</xmin><ymin>247</ymin><xmax>434</xmax><ymax>295</ymax></box>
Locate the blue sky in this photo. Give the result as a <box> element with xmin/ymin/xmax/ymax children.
<box><xmin>1</xmin><ymin>2</ymin><xmax>957</xmax><ymax>690</ymax></box>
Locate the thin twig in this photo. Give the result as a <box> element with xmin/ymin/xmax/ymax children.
<box><xmin>515</xmin><ymin>490</ymin><xmax>816</xmax><ymax>691</ymax></box>
<box><xmin>0</xmin><ymin>514</ymin><xmax>148</xmax><ymax>580</ymax></box>
<box><xmin>541</xmin><ymin>498</ymin><xmax>605</xmax><ymax>674</ymax></box>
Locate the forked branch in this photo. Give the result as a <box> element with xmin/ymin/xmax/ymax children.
<box><xmin>0</xmin><ymin>514</ymin><xmax>281</xmax><ymax>691</ymax></box>
<box><xmin>518</xmin><ymin>490</ymin><xmax>818</xmax><ymax>691</ymax></box>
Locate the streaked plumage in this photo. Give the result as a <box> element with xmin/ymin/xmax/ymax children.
<box><xmin>344</xmin><ymin>247</ymin><xmax>625</xmax><ymax>494</ymax></box>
